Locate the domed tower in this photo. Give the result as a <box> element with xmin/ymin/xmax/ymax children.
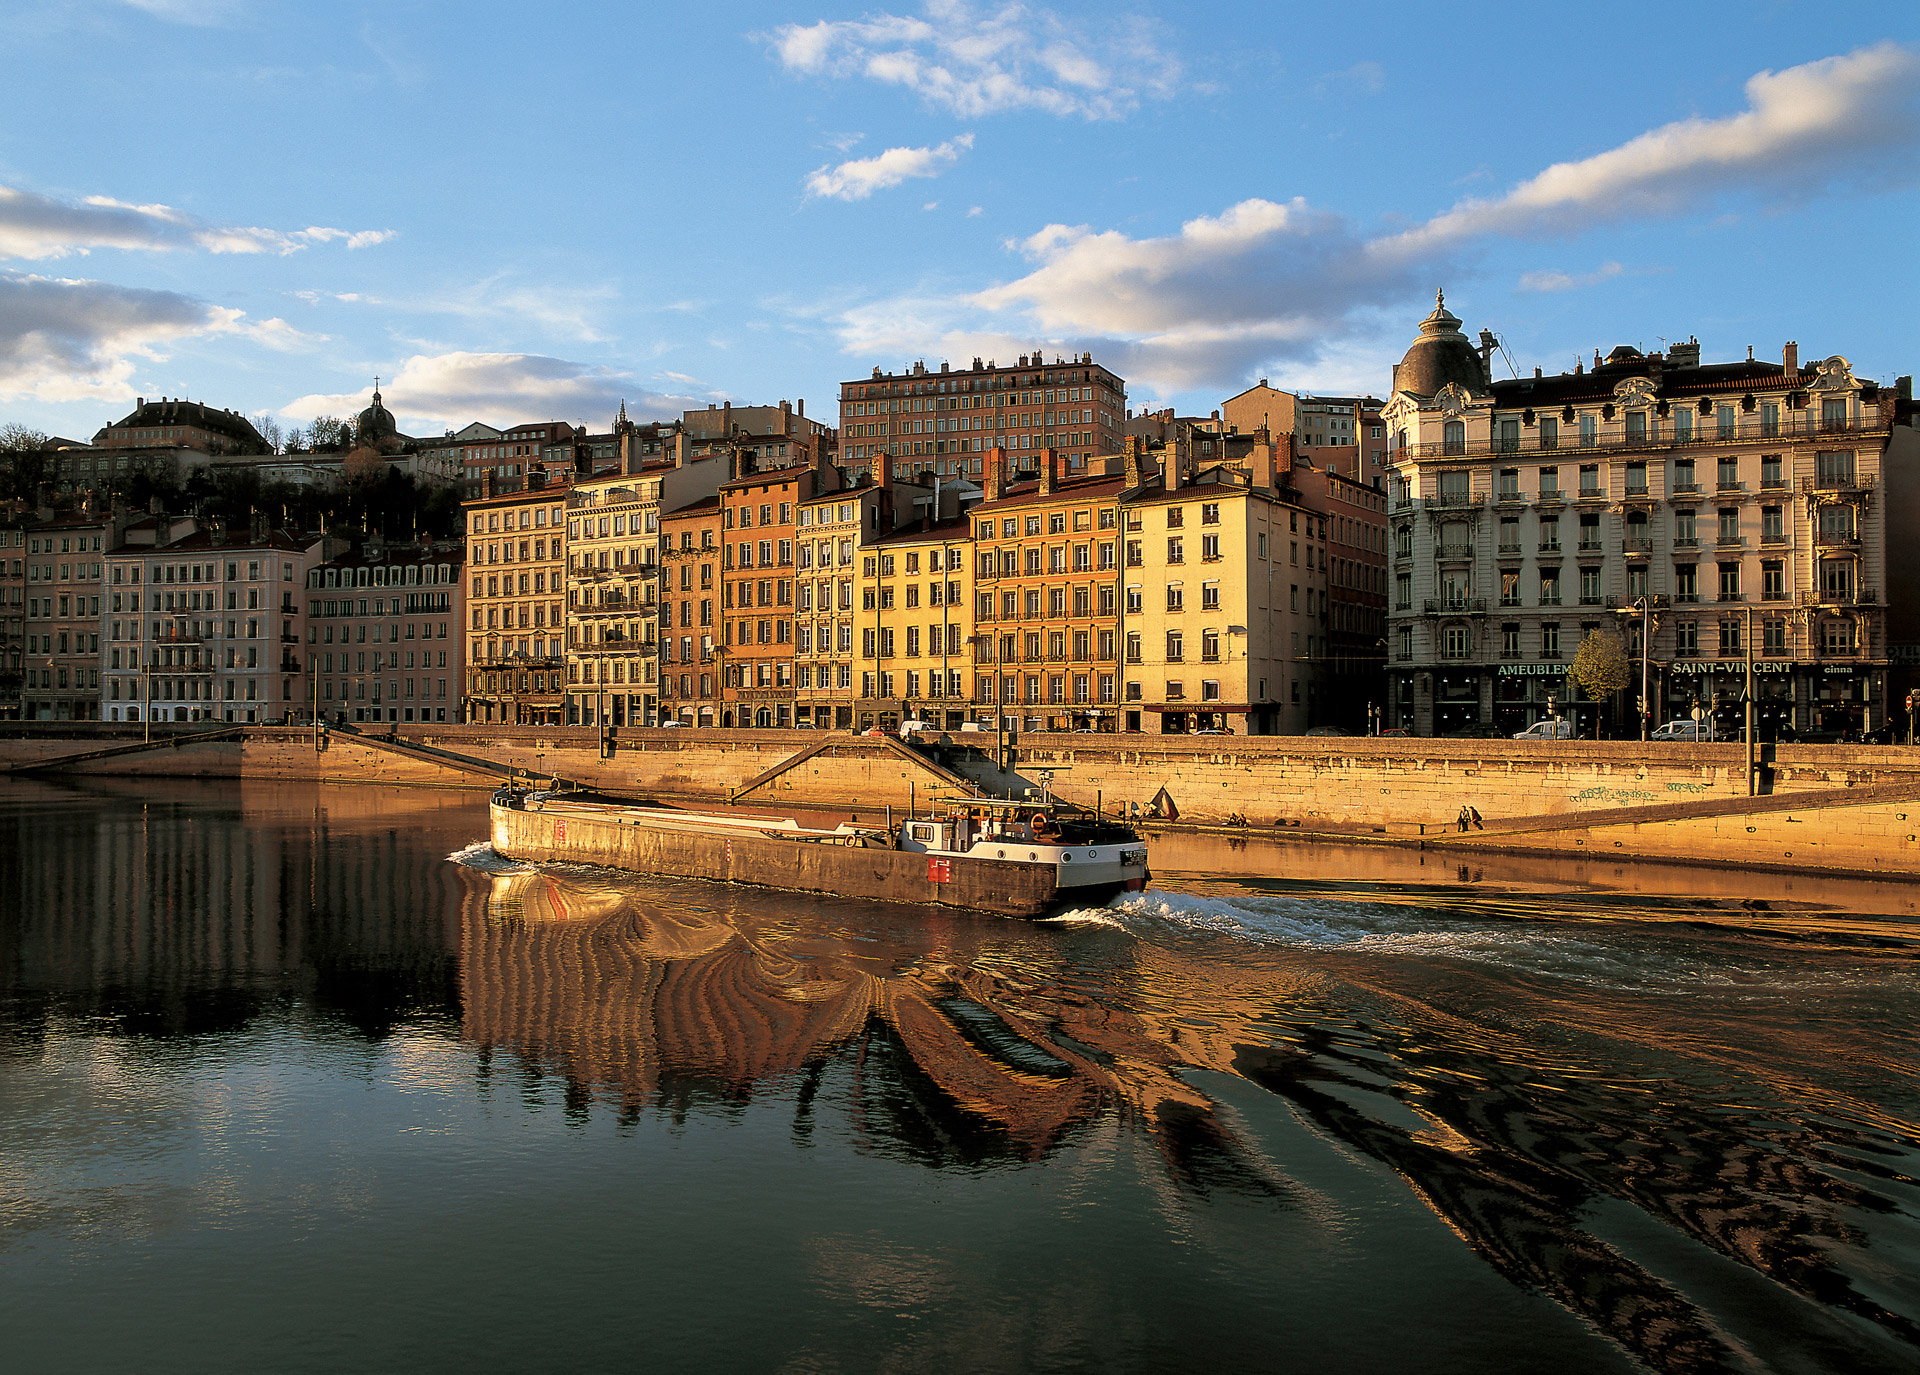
<box><xmin>1391</xmin><ymin>290</ymin><xmax>1488</xmax><ymax>398</ymax></box>
<box><xmin>354</xmin><ymin>382</ymin><xmax>403</xmax><ymax>455</ymax></box>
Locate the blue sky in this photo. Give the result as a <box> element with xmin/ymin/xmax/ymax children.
<box><xmin>2</xmin><ymin>1</ymin><xmax>1916</xmax><ymax>441</ymax></box>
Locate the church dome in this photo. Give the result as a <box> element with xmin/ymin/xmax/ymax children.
<box><xmin>1393</xmin><ymin>290</ymin><xmax>1486</xmax><ymax>398</ymax></box>
<box><xmin>355</xmin><ymin>387</ymin><xmax>398</xmax><ymax>445</ymax></box>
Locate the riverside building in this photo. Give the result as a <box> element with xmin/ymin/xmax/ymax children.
<box><xmin>305</xmin><ymin>543</ymin><xmax>463</xmax><ymax>724</ymax></box>
<box><xmin>658</xmin><ymin>495</ymin><xmax>723</xmax><ymax>726</ymax></box>
<box><xmin>462</xmin><ymin>483</ymin><xmax>569</xmax><ymax>725</ymax></box>
<box><xmin>1382</xmin><ymin>292</ymin><xmax>1899</xmax><ymax>737</ymax></box>
<box><xmin>103</xmin><ymin>517</ymin><xmax>330</xmax><ymax>724</ymax></box>
<box><xmin>971</xmin><ymin>448</ymin><xmax>1125</xmax><ymax>732</ymax></box>
<box><xmin>25</xmin><ymin>506</ymin><xmax>111</xmax><ymax>721</ymax></box>
<box><xmin>840</xmin><ymin>353</ymin><xmax>1125</xmax><ymax>481</ymax></box>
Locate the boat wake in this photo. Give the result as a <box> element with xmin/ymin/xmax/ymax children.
<box><xmin>1101</xmin><ymin>888</ymin><xmax>1904</xmax><ymax>994</ymax></box>
<box><xmin>445</xmin><ymin>840</ymin><xmax>533</xmax><ymax>875</ymax></box>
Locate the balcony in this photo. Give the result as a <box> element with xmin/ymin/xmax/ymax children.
<box><xmin>1799</xmin><ymin>588</ymin><xmax>1879</xmax><ymax>608</ymax></box>
<box><xmin>1813</xmin><ymin>530</ymin><xmax>1861</xmax><ymax>551</ymax></box>
<box><xmin>1537</xmin><ymin>540</ymin><xmax>1562</xmax><ymax>554</ymax></box>
<box><xmin>1761</xmin><ymin>478</ymin><xmax>1789</xmax><ymax>491</ymax></box>
<box><xmin>1576</xmin><ymin>540</ymin><xmax>1603</xmax><ymax>553</ymax></box>
<box><xmin>1495</xmin><ymin>488</ymin><xmax>1524</xmax><ymax>505</ymax></box>
<box><xmin>1435</xmin><ymin>543</ymin><xmax>1473</xmax><ymax>560</ymax></box>
<box><xmin>1535</xmin><ymin>489</ymin><xmax>1565</xmax><ymax>506</ymax></box>
<box><xmin>1623</xmin><ymin>484</ymin><xmax>1650</xmax><ymax>499</ymax></box>
<box><xmin>1801</xmin><ymin>473</ymin><xmax>1876</xmax><ymax>496</ymax></box>
<box><xmin>1672</xmin><ymin>483</ymin><xmax>1701</xmax><ymax>496</ymax></box>
<box><xmin>1497</xmin><ymin>542</ymin><xmax>1522</xmax><ymax>556</ymax></box>
<box><xmin>1423</xmin><ymin>598</ymin><xmax>1487</xmax><ymax>615</ymax></box>
<box><xmin>1424</xmin><ymin>492</ymin><xmax>1484</xmax><ymax>510</ymax></box>
<box><xmin>1575</xmin><ymin>487</ymin><xmax>1606</xmax><ymax>502</ymax></box>
<box><xmin>1622</xmin><ymin>537</ymin><xmax>1652</xmax><ymax>555</ymax></box>
<box><xmin>1392</xmin><ymin>412</ymin><xmax>1886</xmax><ymax>464</ymax></box>
<box><xmin>1674</xmin><ymin>536</ymin><xmax>1699</xmax><ymax>549</ymax></box>
<box><xmin>1715</xmin><ymin>535</ymin><xmax>1745</xmax><ymax>548</ymax></box>
<box><xmin>1717</xmin><ymin>480</ymin><xmax>1745</xmax><ymax>493</ymax></box>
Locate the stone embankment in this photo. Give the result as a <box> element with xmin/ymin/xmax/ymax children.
<box><xmin>6</xmin><ymin>724</ymin><xmax>1919</xmax><ymax>880</ymax></box>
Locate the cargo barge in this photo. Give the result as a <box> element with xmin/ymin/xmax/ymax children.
<box><xmin>488</xmin><ymin>787</ymin><xmax>1149</xmax><ymax>918</ymax></box>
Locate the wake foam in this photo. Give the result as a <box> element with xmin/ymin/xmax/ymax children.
<box><xmin>444</xmin><ymin>841</ymin><xmax>533</xmax><ymax>874</ymax></box>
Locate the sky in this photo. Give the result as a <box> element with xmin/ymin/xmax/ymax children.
<box><xmin>1</xmin><ymin>1</ymin><xmax>1917</xmax><ymax>443</ymax></box>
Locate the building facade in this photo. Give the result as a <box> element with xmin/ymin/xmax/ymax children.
<box><xmin>307</xmin><ymin>543</ymin><xmax>463</xmax><ymax>724</ymax></box>
<box><xmin>24</xmin><ymin>508</ymin><xmax>110</xmax><ymax>721</ymax></box>
<box><xmin>840</xmin><ymin>353</ymin><xmax>1125</xmax><ymax>482</ymax></box>
<box><xmin>462</xmin><ymin>484</ymin><xmax>569</xmax><ymax>725</ymax></box>
<box><xmin>971</xmin><ymin>450</ymin><xmax>1125</xmax><ymax>732</ymax></box>
<box><xmin>659</xmin><ymin>496</ymin><xmax>724</xmax><ymax>727</ymax></box>
<box><xmin>1383</xmin><ymin>295</ymin><xmax>1896</xmax><ymax>738</ymax></box>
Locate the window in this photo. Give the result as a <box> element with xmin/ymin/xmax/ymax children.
<box><xmin>1718</xmin><ymin>508</ymin><xmax>1742</xmax><ymax>545</ymax></box>
<box><xmin>1763</xmin><ymin>617</ymin><xmax>1787</xmax><ymax>655</ymax></box>
<box><xmin>1499</xmin><ymin>571</ymin><xmax>1520</xmax><ymax>607</ymax></box>
<box><xmin>1200</xmin><ymin>534</ymin><xmax>1221</xmax><ymax>561</ymax></box>
<box><xmin>1498</xmin><ymin>468</ymin><xmax>1520</xmax><ymax>500</ymax></box>
<box><xmin>1442</xmin><ymin>625</ymin><xmax>1470</xmax><ymax>658</ymax></box>
<box><xmin>1438</xmin><ymin>470</ymin><xmax>1469</xmax><ymax>502</ymax></box>
<box><xmin>1823</xmin><ymin>617</ymin><xmax>1856</xmax><ymax>653</ymax></box>
<box><xmin>1625</xmin><ymin>462</ymin><xmax>1647</xmax><ymax>495</ymax></box>
<box><xmin>1625</xmin><ymin>411</ymin><xmax>1646</xmax><ymax>444</ymax></box>
<box><xmin>1762</xmin><ymin>506</ymin><xmax>1785</xmax><ymax>544</ymax></box>
<box><xmin>1717</xmin><ymin>405</ymin><xmax>1736</xmax><ymax>440</ymax></box>
<box><xmin>1166</xmin><ymin>631</ymin><xmax>1184</xmax><ymax>661</ymax></box>
<box><xmin>1539</xmin><ymin>417</ymin><xmax>1559</xmax><ymax>450</ymax></box>
<box><xmin>1578</xmin><ymin>464</ymin><xmax>1601</xmax><ymax>496</ymax></box>
<box><xmin>1718</xmin><ymin>618</ymin><xmax>1742</xmax><ymax>658</ymax></box>
<box><xmin>1538</xmin><ymin>466</ymin><xmax>1559</xmax><ymax>496</ymax></box>
<box><xmin>1761</xmin><ymin>453</ymin><xmax>1783</xmax><ymax>488</ymax></box>
<box><xmin>1201</xmin><ymin>582</ymin><xmax>1220</xmax><ymax>611</ymax></box>
<box><xmin>1674</xmin><ymin>508</ymin><xmax>1697</xmax><ymax>547</ymax></box>
<box><xmin>1166</xmin><ymin>586</ymin><xmax>1183</xmax><ymax>612</ymax></box>
<box><xmin>1541</xmin><ymin>622</ymin><xmax>1560</xmax><ymax>658</ymax></box>
<box><xmin>1443</xmin><ymin>421</ymin><xmax>1465</xmax><ymax>455</ymax></box>
<box><xmin>1820</xmin><ymin>559</ymin><xmax>1854</xmax><ymax>602</ymax></box>
<box><xmin>1200</xmin><ymin>503</ymin><xmax>1219</xmax><ymax>525</ymax></box>
<box><xmin>1673</xmin><ymin>458</ymin><xmax>1696</xmax><ymax>493</ymax></box>
<box><xmin>1717</xmin><ymin>457</ymin><xmax>1740</xmax><ymax>492</ymax></box>
<box><xmin>1167</xmin><ymin>537</ymin><xmax>1184</xmax><ymax>564</ymax></box>
<box><xmin>1539</xmin><ymin>569</ymin><xmax>1561</xmax><ymax>606</ymax></box>
<box><xmin>1675</xmin><ymin>620</ymin><xmax>1697</xmax><ymax>654</ymax></box>
<box><xmin>1579</xmin><ymin>415</ymin><xmax>1597</xmax><ymax>448</ymax></box>
<box><xmin>1577</xmin><ymin>513</ymin><xmax>1600</xmax><ymax>550</ymax></box>
<box><xmin>1497</xmin><ymin>419</ymin><xmax>1519</xmax><ymax>453</ymax></box>
<box><xmin>1499</xmin><ymin>516</ymin><xmax>1520</xmax><ymax>553</ymax></box>
<box><xmin>1394</xmin><ymin>572</ymin><xmax>1411</xmax><ymax>610</ymax></box>
<box><xmin>1578</xmin><ymin>567</ymin><xmax>1601</xmax><ymax>604</ymax></box>
<box><xmin>1762</xmin><ymin>561</ymin><xmax>1785</xmax><ymax>601</ymax></box>
<box><xmin>1816</xmin><ymin>450</ymin><xmax>1855</xmax><ymax>488</ymax></box>
<box><xmin>1718</xmin><ymin>563</ymin><xmax>1742</xmax><ymax>602</ymax></box>
<box><xmin>1501</xmin><ymin>623</ymin><xmax>1520</xmax><ymax>658</ymax></box>
<box><xmin>1166</xmin><ymin>507</ymin><xmax>1184</xmax><ymax>528</ymax></box>
<box><xmin>1539</xmin><ymin>515</ymin><xmax>1560</xmax><ymax>551</ymax></box>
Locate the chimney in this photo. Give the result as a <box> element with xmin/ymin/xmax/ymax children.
<box><xmin>984</xmin><ymin>446</ymin><xmax>1006</xmax><ymax>501</ymax></box>
<box><xmin>1783</xmin><ymin>342</ymin><xmax>1799</xmax><ymax>375</ymax></box>
<box><xmin>1039</xmin><ymin>448</ymin><xmax>1057</xmax><ymax>497</ymax></box>
<box><xmin>797</xmin><ymin>398</ymin><xmax>804</xmax><ymax>418</ymax></box>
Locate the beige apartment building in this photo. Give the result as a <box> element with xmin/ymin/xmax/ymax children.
<box><xmin>851</xmin><ymin>514</ymin><xmax>975</xmax><ymax>732</ymax></box>
<box><xmin>659</xmin><ymin>495</ymin><xmax>723</xmax><ymax>726</ymax></box>
<box><xmin>1383</xmin><ymin>293</ymin><xmax>1897</xmax><ymax>737</ymax></box>
<box><xmin>565</xmin><ymin>456</ymin><xmax>726</xmax><ymax>726</ymax></box>
<box><xmin>462</xmin><ymin>483</ymin><xmax>569</xmax><ymax>725</ymax></box>
<box><xmin>1120</xmin><ymin>453</ymin><xmax>1329</xmax><ymax>735</ymax></box>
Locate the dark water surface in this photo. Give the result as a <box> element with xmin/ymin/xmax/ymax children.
<box><xmin>2</xmin><ymin>780</ymin><xmax>1916</xmax><ymax>1375</ymax></box>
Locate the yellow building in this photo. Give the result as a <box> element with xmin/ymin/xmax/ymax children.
<box><xmin>853</xmin><ymin>516</ymin><xmax>975</xmax><ymax>731</ymax></box>
<box><xmin>462</xmin><ymin>482</ymin><xmax>569</xmax><ymax>724</ymax></box>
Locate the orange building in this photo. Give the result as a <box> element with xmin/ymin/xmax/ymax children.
<box><xmin>658</xmin><ymin>495</ymin><xmax>724</xmax><ymax>726</ymax></box>
<box><xmin>969</xmin><ymin>446</ymin><xmax>1125</xmax><ymax>731</ymax></box>
<box><xmin>719</xmin><ymin>455</ymin><xmax>832</xmax><ymax>728</ymax></box>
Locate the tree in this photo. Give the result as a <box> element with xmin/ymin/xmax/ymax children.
<box><xmin>306</xmin><ymin>416</ymin><xmax>350</xmax><ymax>452</ymax></box>
<box><xmin>0</xmin><ymin>422</ymin><xmax>51</xmax><ymax>452</ymax></box>
<box><xmin>1569</xmin><ymin>628</ymin><xmax>1631</xmax><ymax>738</ymax></box>
<box><xmin>249</xmin><ymin>412</ymin><xmax>285</xmax><ymax>455</ymax></box>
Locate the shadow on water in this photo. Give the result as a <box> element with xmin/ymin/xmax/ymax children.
<box><xmin>454</xmin><ymin>852</ymin><xmax>1920</xmax><ymax>1374</ymax></box>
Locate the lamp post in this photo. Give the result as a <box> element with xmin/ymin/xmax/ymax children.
<box><xmin>1614</xmin><ymin>594</ymin><xmax>1666</xmax><ymax>741</ymax></box>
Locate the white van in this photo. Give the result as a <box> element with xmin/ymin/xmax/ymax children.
<box><xmin>898</xmin><ymin>719</ymin><xmax>937</xmax><ymax>740</ymax></box>
<box><xmin>1512</xmin><ymin>719</ymin><xmax>1576</xmax><ymax>741</ymax></box>
<box><xmin>1652</xmin><ymin>719</ymin><xmax>1717</xmax><ymax>742</ymax></box>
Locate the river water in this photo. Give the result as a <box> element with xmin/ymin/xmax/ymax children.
<box><xmin>2</xmin><ymin>780</ymin><xmax>1916</xmax><ymax>1375</ymax></box>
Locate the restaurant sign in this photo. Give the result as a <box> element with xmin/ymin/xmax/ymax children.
<box><xmin>1668</xmin><ymin>660</ymin><xmax>1793</xmax><ymax>676</ymax></box>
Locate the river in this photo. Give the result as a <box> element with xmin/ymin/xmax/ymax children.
<box><xmin>1</xmin><ymin>779</ymin><xmax>1915</xmax><ymax>1374</ymax></box>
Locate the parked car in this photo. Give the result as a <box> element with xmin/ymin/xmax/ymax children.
<box><xmin>656</xmin><ymin>720</ymin><xmax>686</xmax><ymax>729</ymax></box>
<box><xmin>1304</xmin><ymin>726</ymin><xmax>1347</xmax><ymax>737</ymax></box>
<box><xmin>1194</xmin><ymin>727</ymin><xmax>1233</xmax><ymax>736</ymax></box>
<box><xmin>898</xmin><ymin>719</ymin><xmax>936</xmax><ymax>739</ymax></box>
<box><xmin>1378</xmin><ymin>727</ymin><xmax>1413</xmax><ymax>739</ymax></box>
<box><xmin>1512</xmin><ymin>719</ymin><xmax>1577</xmax><ymax>741</ymax></box>
<box><xmin>1651</xmin><ymin>719</ymin><xmax>1717</xmax><ymax>742</ymax></box>
<box><xmin>1444</xmin><ymin>723</ymin><xmax>1507</xmax><ymax>739</ymax></box>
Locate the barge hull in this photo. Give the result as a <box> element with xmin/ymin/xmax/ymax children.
<box><xmin>490</xmin><ymin>803</ymin><xmax>1117</xmax><ymax>918</ymax></box>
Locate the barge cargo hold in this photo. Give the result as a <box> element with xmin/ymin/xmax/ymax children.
<box><xmin>488</xmin><ymin>790</ymin><xmax>1149</xmax><ymax>919</ymax></box>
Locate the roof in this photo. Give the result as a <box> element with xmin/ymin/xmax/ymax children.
<box><xmin>317</xmin><ymin>543</ymin><xmax>464</xmax><ymax>569</ymax></box>
<box><xmin>869</xmin><ymin>516</ymin><xmax>973</xmax><ymax>546</ymax></box>
<box><xmin>719</xmin><ymin>462</ymin><xmax>814</xmax><ymax>490</ymax></box>
<box><xmin>97</xmin><ymin>398</ymin><xmax>268</xmax><ymax>452</ymax></box>
<box><xmin>662</xmin><ymin>493</ymin><xmax>723</xmax><ymax>518</ymax></box>
<box><xmin>974</xmin><ymin>471</ymin><xmax>1127</xmax><ymax>513</ymax></box>
<box><xmin>1484</xmin><ymin>355</ymin><xmax>1859</xmax><ymax>409</ymax></box>
<box><xmin>461</xmin><ymin>486</ymin><xmax>567</xmax><ymax>509</ymax></box>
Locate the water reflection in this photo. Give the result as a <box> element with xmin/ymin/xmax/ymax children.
<box><xmin>457</xmin><ymin>859</ymin><xmax>1920</xmax><ymax>1374</ymax></box>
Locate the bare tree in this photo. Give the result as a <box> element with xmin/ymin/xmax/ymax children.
<box><xmin>249</xmin><ymin>412</ymin><xmax>285</xmax><ymax>454</ymax></box>
<box><xmin>0</xmin><ymin>422</ymin><xmax>51</xmax><ymax>452</ymax></box>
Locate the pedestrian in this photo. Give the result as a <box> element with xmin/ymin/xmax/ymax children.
<box><xmin>1457</xmin><ymin>805</ymin><xmax>1471</xmax><ymax>833</ymax></box>
<box><xmin>1469</xmin><ymin>806</ymin><xmax>1484</xmax><ymax>831</ymax></box>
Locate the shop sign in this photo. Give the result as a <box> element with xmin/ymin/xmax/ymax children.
<box><xmin>1668</xmin><ymin>660</ymin><xmax>1793</xmax><ymax>676</ymax></box>
<box><xmin>1821</xmin><ymin>666</ymin><xmax>1855</xmax><ymax>676</ymax></box>
<box><xmin>1495</xmin><ymin>663</ymin><xmax>1565</xmax><ymax>677</ymax></box>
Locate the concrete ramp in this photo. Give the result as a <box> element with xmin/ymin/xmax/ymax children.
<box><xmin>3</xmin><ymin>726</ymin><xmax>242</xmax><ymax>775</ymax></box>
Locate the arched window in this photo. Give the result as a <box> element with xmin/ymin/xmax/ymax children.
<box><xmin>1443</xmin><ymin>420</ymin><xmax>1466</xmax><ymax>455</ymax></box>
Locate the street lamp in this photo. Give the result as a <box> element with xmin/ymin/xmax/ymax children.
<box><xmin>1614</xmin><ymin>594</ymin><xmax>1667</xmax><ymax>742</ymax></box>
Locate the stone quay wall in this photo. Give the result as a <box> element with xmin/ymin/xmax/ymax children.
<box><xmin>5</xmin><ymin>724</ymin><xmax>1919</xmax><ymax>828</ymax></box>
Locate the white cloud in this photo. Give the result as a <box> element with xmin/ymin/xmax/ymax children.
<box><xmin>1518</xmin><ymin>261</ymin><xmax>1625</xmax><ymax>294</ymax></box>
<box><xmin>764</xmin><ymin>1</ymin><xmax>1180</xmax><ymax>121</ymax></box>
<box><xmin>0</xmin><ymin>184</ymin><xmax>394</xmax><ymax>261</ymax></box>
<box><xmin>120</xmin><ymin>0</ymin><xmax>248</xmax><ymax>25</ymax></box>
<box><xmin>806</xmin><ymin>135</ymin><xmax>973</xmax><ymax>201</ymax></box>
<box><xmin>279</xmin><ymin>352</ymin><xmax>709</xmax><ymax>431</ymax></box>
<box><xmin>0</xmin><ymin>270</ymin><xmax>307</xmax><ymax>403</ymax></box>
<box><xmin>1316</xmin><ymin>61</ymin><xmax>1384</xmax><ymax>95</ymax></box>
<box><xmin>1385</xmin><ymin>41</ymin><xmax>1920</xmax><ymax>256</ymax></box>
<box><xmin>825</xmin><ymin>43</ymin><xmax>1920</xmax><ymax>397</ymax></box>
<box><xmin>294</xmin><ymin>274</ymin><xmax>616</xmax><ymax>344</ymax></box>
<box><xmin>967</xmin><ymin>205</ymin><xmax>983</xmax><ymax>217</ymax></box>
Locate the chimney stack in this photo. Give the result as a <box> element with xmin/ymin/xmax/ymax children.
<box><xmin>1039</xmin><ymin>448</ymin><xmax>1058</xmax><ymax>496</ymax></box>
<box><xmin>1123</xmin><ymin>434</ymin><xmax>1144</xmax><ymax>489</ymax></box>
<box><xmin>1783</xmin><ymin>341</ymin><xmax>1799</xmax><ymax>375</ymax></box>
<box><xmin>984</xmin><ymin>446</ymin><xmax>1006</xmax><ymax>502</ymax></box>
